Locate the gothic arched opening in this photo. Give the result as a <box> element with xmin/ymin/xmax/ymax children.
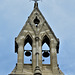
<box><xmin>34</xmin><ymin>16</ymin><xmax>40</xmax><ymax>27</ymax></box>
<box><xmin>24</xmin><ymin>35</ymin><xmax>32</xmax><ymax>64</ymax></box>
<box><xmin>42</xmin><ymin>35</ymin><xmax>50</xmax><ymax>64</ymax></box>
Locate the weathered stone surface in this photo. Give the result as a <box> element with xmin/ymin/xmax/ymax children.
<box><xmin>9</xmin><ymin>2</ymin><xmax>64</xmax><ymax>75</ymax></box>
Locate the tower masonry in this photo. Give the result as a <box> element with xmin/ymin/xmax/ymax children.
<box><xmin>9</xmin><ymin>2</ymin><xmax>64</xmax><ymax>75</ymax></box>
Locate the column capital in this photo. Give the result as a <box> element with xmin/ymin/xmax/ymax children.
<box><xmin>35</xmin><ymin>52</ymin><xmax>39</xmax><ymax>55</ymax></box>
<box><xmin>50</xmin><ymin>39</ymin><xmax>57</xmax><ymax>48</ymax></box>
<box><xmin>50</xmin><ymin>43</ymin><xmax>57</xmax><ymax>48</ymax></box>
<box><xmin>50</xmin><ymin>39</ymin><xmax>54</xmax><ymax>43</ymax></box>
<box><xmin>17</xmin><ymin>41</ymin><xmax>24</xmax><ymax>47</ymax></box>
<box><xmin>35</xmin><ymin>37</ymin><xmax>39</xmax><ymax>41</ymax></box>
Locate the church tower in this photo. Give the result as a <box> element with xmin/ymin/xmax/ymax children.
<box><xmin>9</xmin><ymin>1</ymin><xmax>64</xmax><ymax>75</ymax></box>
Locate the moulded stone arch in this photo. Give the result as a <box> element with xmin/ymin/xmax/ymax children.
<box><xmin>16</xmin><ymin>32</ymin><xmax>34</xmax><ymax>46</ymax></box>
<box><xmin>24</xmin><ymin>32</ymin><xmax>33</xmax><ymax>40</ymax></box>
<box><xmin>41</xmin><ymin>33</ymin><xmax>51</xmax><ymax>43</ymax></box>
<box><xmin>41</xmin><ymin>33</ymin><xmax>51</xmax><ymax>47</ymax></box>
<box><xmin>24</xmin><ymin>32</ymin><xmax>33</xmax><ymax>46</ymax></box>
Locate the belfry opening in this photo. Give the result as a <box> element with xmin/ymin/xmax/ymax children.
<box><xmin>42</xmin><ymin>35</ymin><xmax>50</xmax><ymax>64</ymax></box>
<box><xmin>24</xmin><ymin>35</ymin><xmax>32</xmax><ymax>64</ymax></box>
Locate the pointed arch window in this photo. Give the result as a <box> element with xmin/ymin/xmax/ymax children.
<box><xmin>24</xmin><ymin>35</ymin><xmax>32</xmax><ymax>64</ymax></box>
<box><xmin>42</xmin><ymin>35</ymin><xmax>50</xmax><ymax>64</ymax></box>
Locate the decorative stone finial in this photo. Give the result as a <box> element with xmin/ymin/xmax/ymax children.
<box><xmin>32</xmin><ymin>0</ymin><xmax>40</xmax><ymax>8</ymax></box>
<box><xmin>34</xmin><ymin>2</ymin><xmax>38</xmax><ymax>8</ymax></box>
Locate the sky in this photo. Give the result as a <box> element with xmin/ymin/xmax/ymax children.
<box><xmin>0</xmin><ymin>0</ymin><xmax>75</xmax><ymax>75</ymax></box>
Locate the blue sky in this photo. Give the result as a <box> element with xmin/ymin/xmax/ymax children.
<box><xmin>0</xmin><ymin>0</ymin><xmax>75</xmax><ymax>75</ymax></box>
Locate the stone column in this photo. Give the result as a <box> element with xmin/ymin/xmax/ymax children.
<box><xmin>50</xmin><ymin>39</ymin><xmax>58</xmax><ymax>74</ymax></box>
<box><xmin>16</xmin><ymin>43</ymin><xmax>24</xmax><ymax>73</ymax></box>
<box><xmin>32</xmin><ymin>40</ymin><xmax>36</xmax><ymax>72</ymax></box>
<box><xmin>38</xmin><ymin>40</ymin><xmax>42</xmax><ymax>70</ymax></box>
<box><xmin>34</xmin><ymin>37</ymin><xmax>42</xmax><ymax>75</ymax></box>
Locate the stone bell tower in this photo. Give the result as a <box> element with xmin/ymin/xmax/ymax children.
<box><xmin>9</xmin><ymin>1</ymin><xmax>64</xmax><ymax>75</ymax></box>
